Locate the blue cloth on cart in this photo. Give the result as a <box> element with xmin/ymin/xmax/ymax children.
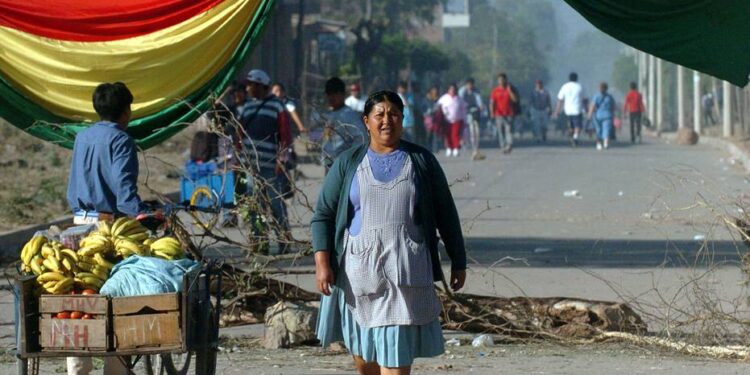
<box><xmin>100</xmin><ymin>256</ymin><xmax>199</xmax><ymax>297</ymax></box>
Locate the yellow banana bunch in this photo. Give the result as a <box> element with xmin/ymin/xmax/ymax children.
<box><xmin>114</xmin><ymin>236</ymin><xmax>150</xmax><ymax>258</ymax></box>
<box><xmin>40</xmin><ymin>276</ymin><xmax>74</xmax><ymax>294</ymax></box>
<box><xmin>75</xmin><ymin>272</ymin><xmax>106</xmax><ymax>290</ymax></box>
<box><xmin>149</xmin><ymin>237</ymin><xmax>184</xmax><ymax>260</ymax></box>
<box><xmin>20</xmin><ymin>235</ymin><xmax>47</xmax><ymax>268</ymax></box>
<box><xmin>78</xmin><ymin>233</ymin><xmax>113</xmax><ymax>255</ymax></box>
<box><xmin>111</xmin><ymin>217</ymin><xmax>147</xmax><ymax>238</ymax></box>
<box><xmin>31</xmin><ymin>239</ymin><xmax>81</xmax><ymax>294</ymax></box>
<box><xmin>96</xmin><ymin>220</ymin><xmax>112</xmax><ymax>237</ymax></box>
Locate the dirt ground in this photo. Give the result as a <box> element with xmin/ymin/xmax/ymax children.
<box><xmin>0</xmin><ymin>120</ymin><xmax>197</xmax><ymax>232</ymax></box>
<box><xmin>3</xmin><ymin>337</ymin><xmax>750</xmax><ymax>374</ymax></box>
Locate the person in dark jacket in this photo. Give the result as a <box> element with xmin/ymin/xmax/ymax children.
<box><xmin>312</xmin><ymin>90</ymin><xmax>466</xmax><ymax>375</ymax></box>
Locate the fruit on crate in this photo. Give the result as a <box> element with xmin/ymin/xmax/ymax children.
<box><xmin>19</xmin><ymin>235</ymin><xmax>47</xmax><ymax>273</ymax></box>
<box><xmin>114</xmin><ymin>236</ymin><xmax>150</xmax><ymax>258</ymax></box>
<box><xmin>55</xmin><ymin>311</ymin><xmax>71</xmax><ymax>319</ymax></box>
<box><xmin>149</xmin><ymin>237</ymin><xmax>185</xmax><ymax>260</ymax></box>
<box><xmin>70</xmin><ymin>311</ymin><xmax>83</xmax><ymax>319</ymax></box>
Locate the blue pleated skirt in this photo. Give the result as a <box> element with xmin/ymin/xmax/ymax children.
<box><xmin>316</xmin><ymin>283</ymin><xmax>445</xmax><ymax>368</ymax></box>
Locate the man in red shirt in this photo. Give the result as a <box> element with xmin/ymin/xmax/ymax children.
<box><xmin>489</xmin><ymin>73</ymin><xmax>517</xmax><ymax>153</ymax></box>
<box><xmin>623</xmin><ymin>81</ymin><xmax>646</xmax><ymax>144</ymax></box>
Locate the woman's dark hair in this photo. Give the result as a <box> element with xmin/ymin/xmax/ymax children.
<box><xmin>630</xmin><ymin>81</ymin><xmax>637</xmax><ymax>90</ymax></box>
<box><xmin>93</xmin><ymin>82</ymin><xmax>133</xmax><ymax>122</ymax></box>
<box><xmin>363</xmin><ymin>90</ymin><xmax>404</xmax><ymax>116</ymax></box>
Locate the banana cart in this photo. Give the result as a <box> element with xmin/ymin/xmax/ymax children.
<box><xmin>14</xmin><ymin>262</ymin><xmax>221</xmax><ymax>375</ymax></box>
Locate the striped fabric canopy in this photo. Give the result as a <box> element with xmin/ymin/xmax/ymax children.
<box><xmin>0</xmin><ymin>0</ymin><xmax>275</xmax><ymax>149</ymax></box>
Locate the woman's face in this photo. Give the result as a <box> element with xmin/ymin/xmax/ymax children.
<box><xmin>364</xmin><ymin>100</ymin><xmax>403</xmax><ymax>148</ymax></box>
<box><xmin>448</xmin><ymin>85</ymin><xmax>457</xmax><ymax>96</ymax></box>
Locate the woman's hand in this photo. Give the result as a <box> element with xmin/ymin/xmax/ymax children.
<box><xmin>450</xmin><ymin>269</ymin><xmax>466</xmax><ymax>291</ymax></box>
<box><xmin>315</xmin><ymin>251</ymin><xmax>335</xmax><ymax>296</ymax></box>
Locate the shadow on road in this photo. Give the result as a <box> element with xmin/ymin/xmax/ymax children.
<box><xmin>461</xmin><ymin>236</ymin><xmax>743</xmax><ymax>268</ymax></box>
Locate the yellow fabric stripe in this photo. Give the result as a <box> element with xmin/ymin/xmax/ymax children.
<box><xmin>0</xmin><ymin>0</ymin><xmax>259</xmax><ymax>121</ymax></box>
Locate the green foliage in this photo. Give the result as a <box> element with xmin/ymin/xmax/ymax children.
<box><xmin>444</xmin><ymin>0</ymin><xmax>552</xmax><ymax>93</ymax></box>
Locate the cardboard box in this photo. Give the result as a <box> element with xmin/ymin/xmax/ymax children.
<box><xmin>112</xmin><ymin>293</ymin><xmax>182</xmax><ymax>350</ymax></box>
<box><xmin>38</xmin><ymin>295</ymin><xmax>109</xmax><ymax>351</ymax></box>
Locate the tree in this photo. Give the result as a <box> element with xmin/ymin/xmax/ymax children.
<box><xmin>328</xmin><ymin>0</ymin><xmax>441</xmax><ymax>89</ymax></box>
<box><xmin>445</xmin><ymin>0</ymin><xmax>551</xmax><ymax>95</ymax></box>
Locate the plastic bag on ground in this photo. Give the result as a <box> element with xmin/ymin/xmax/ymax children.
<box><xmin>100</xmin><ymin>255</ymin><xmax>199</xmax><ymax>297</ymax></box>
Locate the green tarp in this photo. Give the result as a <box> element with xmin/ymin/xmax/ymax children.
<box><xmin>564</xmin><ymin>0</ymin><xmax>750</xmax><ymax>87</ymax></box>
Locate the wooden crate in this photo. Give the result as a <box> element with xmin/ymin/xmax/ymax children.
<box><xmin>112</xmin><ymin>293</ymin><xmax>182</xmax><ymax>350</ymax></box>
<box><xmin>38</xmin><ymin>295</ymin><xmax>109</xmax><ymax>351</ymax></box>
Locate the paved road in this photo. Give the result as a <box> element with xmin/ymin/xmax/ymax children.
<box><xmin>4</xmin><ymin>132</ymin><xmax>750</xmax><ymax>374</ymax></box>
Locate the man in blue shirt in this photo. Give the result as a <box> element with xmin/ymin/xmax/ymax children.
<box><xmin>65</xmin><ymin>82</ymin><xmax>142</xmax><ymax>374</ymax></box>
<box><xmin>67</xmin><ymin>82</ymin><xmax>144</xmax><ymax>223</ymax></box>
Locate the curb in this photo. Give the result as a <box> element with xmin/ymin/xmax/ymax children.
<box><xmin>658</xmin><ymin>131</ymin><xmax>750</xmax><ymax>174</ymax></box>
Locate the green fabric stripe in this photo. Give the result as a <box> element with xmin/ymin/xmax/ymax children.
<box><xmin>0</xmin><ymin>0</ymin><xmax>276</xmax><ymax>150</ymax></box>
<box><xmin>564</xmin><ymin>0</ymin><xmax>750</xmax><ymax>87</ymax></box>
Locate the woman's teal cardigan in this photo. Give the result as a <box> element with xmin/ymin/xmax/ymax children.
<box><xmin>310</xmin><ymin>140</ymin><xmax>467</xmax><ymax>282</ymax></box>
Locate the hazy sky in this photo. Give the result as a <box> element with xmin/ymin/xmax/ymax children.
<box><xmin>548</xmin><ymin>1</ymin><xmax>629</xmax><ymax>97</ymax></box>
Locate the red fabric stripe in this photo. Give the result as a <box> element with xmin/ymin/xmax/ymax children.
<box><xmin>0</xmin><ymin>0</ymin><xmax>225</xmax><ymax>41</ymax></box>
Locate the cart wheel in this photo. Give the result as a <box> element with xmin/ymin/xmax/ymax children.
<box><xmin>161</xmin><ymin>352</ymin><xmax>192</xmax><ymax>375</ymax></box>
<box><xmin>17</xmin><ymin>358</ymin><xmax>27</xmax><ymax>375</ymax></box>
<box><xmin>195</xmin><ymin>348</ymin><xmax>217</xmax><ymax>375</ymax></box>
<box><xmin>17</xmin><ymin>358</ymin><xmax>39</xmax><ymax>375</ymax></box>
<box><xmin>144</xmin><ymin>355</ymin><xmax>164</xmax><ymax>375</ymax></box>
<box><xmin>189</xmin><ymin>187</ymin><xmax>220</xmax><ymax>230</ymax></box>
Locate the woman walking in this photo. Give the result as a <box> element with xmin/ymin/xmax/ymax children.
<box><xmin>588</xmin><ymin>82</ymin><xmax>616</xmax><ymax>150</ymax></box>
<box><xmin>312</xmin><ymin>90</ymin><xmax>467</xmax><ymax>375</ymax></box>
<box><xmin>437</xmin><ymin>84</ymin><xmax>467</xmax><ymax>157</ymax></box>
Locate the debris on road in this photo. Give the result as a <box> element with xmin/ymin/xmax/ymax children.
<box><xmin>563</xmin><ymin>190</ymin><xmax>581</xmax><ymax>198</ymax></box>
<box><xmin>693</xmin><ymin>234</ymin><xmax>706</xmax><ymax>241</ymax></box>
<box><xmin>445</xmin><ymin>338</ymin><xmax>461</xmax><ymax>347</ymax></box>
<box><xmin>472</xmin><ymin>334</ymin><xmax>494</xmax><ymax>348</ymax></box>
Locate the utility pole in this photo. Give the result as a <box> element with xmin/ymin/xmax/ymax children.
<box><xmin>656</xmin><ymin>58</ymin><xmax>663</xmax><ymax>131</ymax></box>
<box><xmin>693</xmin><ymin>71</ymin><xmax>702</xmax><ymax>134</ymax></box>
<box><xmin>639</xmin><ymin>52</ymin><xmax>647</xmax><ymax>95</ymax></box>
<box><xmin>648</xmin><ymin>55</ymin><xmax>656</xmax><ymax>124</ymax></box>
<box><xmin>677</xmin><ymin>65</ymin><xmax>685</xmax><ymax>129</ymax></box>
<box><xmin>723</xmin><ymin>81</ymin><xmax>732</xmax><ymax>137</ymax></box>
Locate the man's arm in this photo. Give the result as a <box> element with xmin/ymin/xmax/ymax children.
<box><xmin>112</xmin><ymin>134</ymin><xmax>142</xmax><ymax>216</ymax></box>
<box><xmin>488</xmin><ymin>92</ymin><xmax>495</xmax><ymax>118</ymax></box>
<box><xmin>290</xmin><ymin>110</ymin><xmax>306</xmax><ymax>132</ymax></box>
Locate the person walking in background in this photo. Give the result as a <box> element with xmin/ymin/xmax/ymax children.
<box><xmin>588</xmin><ymin>82</ymin><xmax>616</xmax><ymax>150</ymax></box>
<box><xmin>313</xmin><ymin>90</ymin><xmax>466</xmax><ymax>375</ymax></box>
<box><xmin>529</xmin><ymin>79</ymin><xmax>551</xmax><ymax>143</ymax></box>
<box><xmin>322</xmin><ymin>77</ymin><xmax>367</xmax><ymax>172</ymax></box>
<box><xmin>397</xmin><ymin>81</ymin><xmax>416</xmax><ymax>141</ymax></box>
<box><xmin>623</xmin><ymin>81</ymin><xmax>645</xmax><ymax>144</ymax></box>
<box><xmin>489</xmin><ymin>73</ymin><xmax>517</xmax><ymax>154</ymax></box>
<box><xmin>240</xmin><ymin>69</ymin><xmax>293</xmax><ymax>253</ymax></box>
<box><xmin>460</xmin><ymin>78</ymin><xmax>486</xmax><ymax>160</ymax></box>
<box><xmin>422</xmin><ymin>86</ymin><xmax>443</xmax><ymax>153</ymax></box>
<box><xmin>437</xmin><ymin>84</ymin><xmax>467</xmax><ymax>157</ymax></box>
<box><xmin>345</xmin><ymin>83</ymin><xmax>366</xmax><ymax>113</ymax></box>
<box><xmin>554</xmin><ymin>72</ymin><xmax>585</xmax><ymax>147</ymax></box>
<box><xmin>272</xmin><ymin>82</ymin><xmax>307</xmax><ymax>134</ymax></box>
<box><xmin>702</xmin><ymin>92</ymin><xmax>717</xmax><ymax>125</ymax></box>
